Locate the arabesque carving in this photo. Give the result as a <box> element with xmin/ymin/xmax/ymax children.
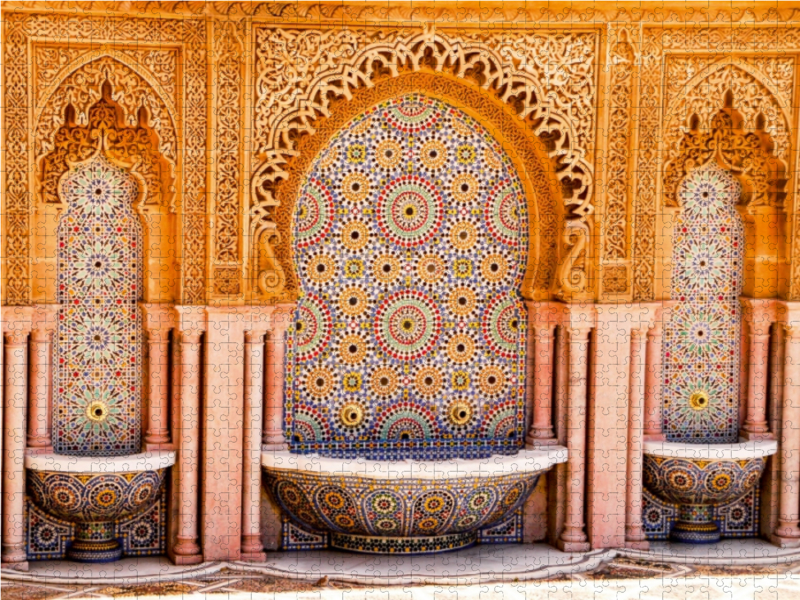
<box><xmin>250</xmin><ymin>26</ymin><xmax>596</xmax><ymax>302</ymax></box>
<box><xmin>600</xmin><ymin>27</ymin><xmax>637</xmax><ymax>297</ymax></box>
<box><xmin>633</xmin><ymin>30</ymin><xmax>799</xmax><ymax>302</ymax></box>
<box><xmin>40</xmin><ymin>90</ymin><xmax>174</xmax><ymax>210</ymax></box>
<box><xmin>664</xmin><ymin>111</ymin><xmax>787</xmax><ymax>212</ymax></box>
<box><xmin>211</xmin><ymin>19</ymin><xmax>247</xmax><ymax>296</ymax></box>
<box><xmin>3</xmin><ymin>11</ymin><xmax>207</xmax><ymax>305</ymax></box>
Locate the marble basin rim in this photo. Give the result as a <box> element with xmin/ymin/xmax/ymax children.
<box><xmin>262</xmin><ymin>448</ymin><xmax>567</xmax><ymax>554</ymax></box>
<box><xmin>643</xmin><ymin>439</ymin><xmax>777</xmax><ymax>544</ymax></box>
<box><xmin>24</xmin><ymin>450</ymin><xmax>176</xmax><ymax>562</ymax></box>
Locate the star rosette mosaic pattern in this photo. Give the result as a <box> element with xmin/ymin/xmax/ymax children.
<box><xmin>286</xmin><ymin>94</ymin><xmax>529</xmax><ymax>459</ymax></box>
<box><xmin>54</xmin><ymin>154</ymin><xmax>143</xmax><ymax>456</ymax></box>
<box><xmin>662</xmin><ymin>163</ymin><xmax>745</xmax><ymax>443</ymax></box>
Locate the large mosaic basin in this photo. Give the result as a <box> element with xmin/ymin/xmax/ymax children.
<box><xmin>25</xmin><ymin>450</ymin><xmax>175</xmax><ymax>562</ymax></box>
<box><xmin>262</xmin><ymin>448</ymin><xmax>567</xmax><ymax>554</ymax></box>
<box><xmin>643</xmin><ymin>440</ymin><xmax>777</xmax><ymax>544</ymax></box>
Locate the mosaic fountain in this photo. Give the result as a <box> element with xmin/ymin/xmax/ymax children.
<box><xmin>642</xmin><ymin>163</ymin><xmax>777</xmax><ymax>544</ymax></box>
<box><xmin>23</xmin><ymin>150</ymin><xmax>175</xmax><ymax>563</ymax></box>
<box><xmin>261</xmin><ymin>94</ymin><xmax>568</xmax><ymax>554</ymax></box>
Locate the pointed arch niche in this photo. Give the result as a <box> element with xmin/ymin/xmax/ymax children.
<box><xmin>251</xmin><ymin>72</ymin><xmax>566</xmax><ymax>304</ymax></box>
<box><xmin>33</xmin><ymin>63</ymin><xmax>179</xmax><ymax>305</ymax></box>
<box><xmin>659</xmin><ymin>80</ymin><xmax>791</xmax><ymax>301</ymax></box>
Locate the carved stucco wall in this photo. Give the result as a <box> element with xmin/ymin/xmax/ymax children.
<box><xmin>4</xmin><ymin>3</ymin><xmax>800</xmax><ymax>307</ymax></box>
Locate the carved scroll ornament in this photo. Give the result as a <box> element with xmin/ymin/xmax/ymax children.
<box><xmin>250</xmin><ymin>27</ymin><xmax>597</xmax><ymax>302</ymax></box>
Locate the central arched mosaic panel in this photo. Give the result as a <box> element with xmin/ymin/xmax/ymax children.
<box><xmin>286</xmin><ymin>94</ymin><xmax>529</xmax><ymax>460</ymax></box>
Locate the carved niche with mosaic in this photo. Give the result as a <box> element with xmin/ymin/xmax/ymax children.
<box><xmin>286</xmin><ymin>94</ymin><xmax>529</xmax><ymax>460</ymax></box>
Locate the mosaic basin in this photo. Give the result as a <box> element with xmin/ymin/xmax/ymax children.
<box><xmin>25</xmin><ymin>450</ymin><xmax>175</xmax><ymax>563</ymax></box>
<box><xmin>643</xmin><ymin>441</ymin><xmax>777</xmax><ymax>544</ymax></box>
<box><xmin>262</xmin><ymin>448</ymin><xmax>567</xmax><ymax>554</ymax></box>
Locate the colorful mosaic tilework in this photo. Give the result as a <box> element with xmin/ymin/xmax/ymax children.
<box><xmin>643</xmin><ymin>486</ymin><xmax>760</xmax><ymax>541</ymax></box>
<box><xmin>662</xmin><ymin>163</ymin><xmax>745</xmax><ymax>443</ymax></box>
<box><xmin>286</xmin><ymin>94</ymin><xmax>529</xmax><ymax>460</ymax></box>
<box><xmin>266</xmin><ymin>469</ymin><xmax>541</xmax><ymax>545</ymax></box>
<box><xmin>25</xmin><ymin>489</ymin><xmax>167</xmax><ymax>561</ymax></box>
<box><xmin>477</xmin><ymin>508</ymin><xmax>524</xmax><ymax>544</ymax></box>
<box><xmin>54</xmin><ymin>153</ymin><xmax>144</xmax><ymax>456</ymax></box>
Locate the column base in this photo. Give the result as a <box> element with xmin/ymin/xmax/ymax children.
<box><xmin>739</xmin><ymin>430</ymin><xmax>775</xmax><ymax>441</ymax></box>
<box><xmin>144</xmin><ymin>435</ymin><xmax>171</xmax><ymax>445</ymax></box>
<box><xmin>768</xmin><ymin>533</ymin><xmax>800</xmax><ymax>549</ymax></box>
<box><xmin>525</xmin><ymin>436</ymin><xmax>559</xmax><ymax>448</ymax></box>
<box><xmin>624</xmin><ymin>539</ymin><xmax>650</xmax><ymax>551</ymax></box>
<box><xmin>557</xmin><ymin>539</ymin><xmax>590</xmax><ymax>553</ymax></box>
<box><xmin>262</xmin><ymin>442</ymin><xmax>289</xmax><ymax>451</ymax></box>
<box><xmin>240</xmin><ymin>551</ymin><xmax>268</xmax><ymax>562</ymax></box>
<box><xmin>168</xmin><ymin>551</ymin><xmax>204</xmax><ymax>566</ymax></box>
<box><xmin>145</xmin><ymin>442</ymin><xmax>177</xmax><ymax>452</ymax></box>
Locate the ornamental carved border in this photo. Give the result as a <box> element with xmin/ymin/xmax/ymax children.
<box><xmin>632</xmin><ymin>28</ymin><xmax>800</xmax><ymax>302</ymax></box>
<box><xmin>599</xmin><ymin>26</ymin><xmax>637</xmax><ymax>299</ymax></box>
<box><xmin>2</xmin><ymin>11</ymin><xmax>207</xmax><ymax>306</ymax></box>
<box><xmin>249</xmin><ymin>26</ymin><xmax>598</xmax><ymax>303</ymax></box>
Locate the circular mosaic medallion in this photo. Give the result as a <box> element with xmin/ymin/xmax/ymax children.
<box><xmin>448</xmin><ymin>287</ymin><xmax>477</xmax><ymax>317</ymax></box>
<box><xmin>376</xmin><ymin>175</ymin><xmax>443</xmax><ymax>248</ymax></box>
<box><xmin>306</xmin><ymin>367</ymin><xmax>335</xmax><ymax>399</ymax></box>
<box><xmin>478</xmin><ymin>365</ymin><xmax>506</xmax><ymax>396</ymax></box>
<box><xmin>295</xmin><ymin>293</ymin><xmax>332</xmax><ymax>362</ymax></box>
<box><xmin>485</xmin><ymin>181</ymin><xmax>522</xmax><ymax>246</ymax></box>
<box><xmin>295</xmin><ymin>178</ymin><xmax>335</xmax><ymax>249</ymax></box>
<box><xmin>481</xmin><ymin>253</ymin><xmax>509</xmax><ymax>283</ymax></box>
<box><xmin>374</xmin><ymin>290</ymin><xmax>442</xmax><ymax>360</ymax></box>
<box><xmin>384</xmin><ymin>98</ymin><xmax>440</xmax><ymax>132</ymax></box>
<box><xmin>341</xmin><ymin>220</ymin><xmax>369</xmax><ymax>251</ymax></box>
<box><xmin>376</xmin><ymin>139</ymin><xmax>403</xmax><ymax>169</ymax></box>
<box><xmin>342</xmin><ymin>172</ymin><xmax>370</xmax><ymax>203</ymax></box>
<box><xmin>373</xmin><ymin>254</ymin><xmax>402</xmax><ymax>284</ymax></box>
<box><xmin>339</xmin><ymin>287</ymin><xmax>368</xmax><ymax>317</ymax></box>
<box><xmin>420</xmin><ymin>140</ymin><xmax>447</xmax><ymax>169</ymax></box>
<box><xmin>306</xmin><ymin>253</ymin><xmax>336</xmax><ymax>284</ymax></box>
<box><xmin>449</xmin><ymin>221</ymin><xmax>477</xmax><ymax>251</ymax></box>
<box><xmin>482</xmin><ymin>296</ymin><xmax>522</xmax><ymax>359</ymax></box>
<box><xmin>370</xmin><ymin>367</ymin><xmax>399</xmax><ymax>397</ymax></box>
<box><xmin>414</xmin><ymin>366</ymin><xmax>443</xmax><ymax>398</ymax></box>
<box><xmin>447</xmin><ymin>333</ymin><xmax>475</xmax><ymax>364</ymax></box>
<box><xmin>339</xmin><ymin>334</ymin><xmax>368</xmax><ymax>365</ymax></box>
<box><xmin>416</xmin><ymin>254</ymin><xmax>445</xmax><ymax>284</ymax></box>
<box><xmin>451</xmin><ymin>173</ymin><xmax>479</xmax><ymax>203</ymax></box>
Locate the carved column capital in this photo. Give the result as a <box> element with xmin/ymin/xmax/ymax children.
<box><xmin>270</xmin><ymin>302</ymin><xmax>297</xmax><ymax>336</ymax></box>
<box><xmin>245</xmin><ymin>330</ymin><xmax>267</xmax><ymax>344</ymax></box>
<box><xmin>3</xmin><ymin>330</ymin><xmax>29</xmax><ymax>346</ymax></box>
<box><xmin>179</xmin><ymin>330</ymin><xmax>203</xmax><ymax>345</ymax></box>
<box><xmin>145</xmin><ymin>328</ymin><xmax>171</xmax><ymax>343</ymax></box>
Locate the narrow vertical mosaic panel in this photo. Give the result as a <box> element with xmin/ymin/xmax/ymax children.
<box><xmin>662</xmin><ymin>164</ymin><xmax>744</xmax><ymax>443</ymax></box>
<box><xmin>54</xmin><ymin>154</ymin><xmax>143</xmax><ymax>456</ymax></box>
<box><xmin>286</xmin><ymin>94</ymin><xmax>529</xmax><ymax>460</ymax></box>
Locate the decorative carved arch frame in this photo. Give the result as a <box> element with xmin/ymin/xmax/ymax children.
<box><xmin>2</xmin><ymin>9</ymin><xmax>208</xmax><ymax>306</ymax></box>
<box><xmin>247</xmin><ymin>24</ymin><xmax>600</xmax><ymax>303</ymax></box>
<box><xmin>632</xmin><ymin>26</ymin><xmax>800</xmax><ymax>302</ymax></box>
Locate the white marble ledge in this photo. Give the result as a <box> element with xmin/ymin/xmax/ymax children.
<box><xmin>261</xmin><ymin>448</ymin><xmax>568</xmax><ymax>480</ymax></box>
<box><xmin>643</xmin><ymin>439</ymin><xmax>778</xmax><ymax>460</ymax></box>
<box><xmin>25</xmin><ymin>449</ymin><xmax>176</xmax><ymax>473</ymax></box>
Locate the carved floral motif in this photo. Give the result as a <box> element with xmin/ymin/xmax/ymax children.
<box><xmin>251</xmin><ymin>26</ymin><xmax>597</xmax><ymax>302</ymax></box>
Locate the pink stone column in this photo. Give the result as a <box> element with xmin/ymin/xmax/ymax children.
<box><xmin>27</xmin><ymin>327</ymin><xmax>53</xmax><ymax>448</ymax></box>
<box><xmin>242</xmin><ymin>329</ymin><xmax>267</xmax><ymax>561</ymax></box>
<box><xmin>741</xmin><ymin>299</ymin><xmax>776</xmax><ymax>440</ymax></box>
<box><xmin>644</xmin><ymin>316</ymin><xmax>666</xmax><ymax>441</ymax></box>
<box><xmin>771</xmin><ymin>323</ymin><xmax>800</xmax><ymax>546</ymax></box>
<box><xmin>171</xmin><ymin>330</ymin><xmax>203</xmax><ymax>565</ymax></box>
<box><xmin>625</xmin><ymin>326</ymin><xmax>649</xmax><ymax>550</ymax></box>
<box><xmin>263</xmin><ymin>304</ymin><xmax>295</xmax><ymax>449</ymax></box>
<box><xmin>557</xmin><ymin>325</ymin><xmax>591</xmax><ymax>553</ymax></box>
<box><xmin>3</xmin><ymin>330</ymin><xmax>30</xmax><ymax>569</ymax></box>
<box><xmin>525</xmin><ymin>312</ymin><xmax>558</xmax><ymax>447</ymax></box>
<box><xmin>145</xmin><ymin>328</ymin><xmax>171</xmax><ymax>447</ymax></box>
